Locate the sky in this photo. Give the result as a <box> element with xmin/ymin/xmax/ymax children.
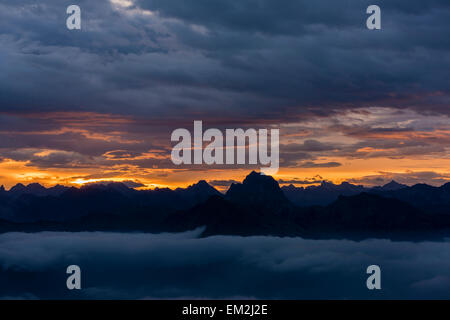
<box><xmin>0</xmin><ymin>0</ymin><xmax>449</xmax><ymax>189</ymax></box>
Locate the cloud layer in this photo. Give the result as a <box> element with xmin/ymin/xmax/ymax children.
<box><xmin>0</xmin><ymin>231</ymin><xmax>450</xmax><ymax>299</ymax></box>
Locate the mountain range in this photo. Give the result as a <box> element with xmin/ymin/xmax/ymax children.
<box><xmin>0</xmin><ymin>172</ymin><xmax>449</xmax><ymax>239</ymax></box>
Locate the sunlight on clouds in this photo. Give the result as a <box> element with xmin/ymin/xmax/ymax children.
<box><xmin>109</xmin><ymin>0</ymin><xmax>155</xmax><ymax>16</ymax></box>
<box><xmin>0</xmin><ymin>107</ymin><xmax>449</xmax><ymax>189</ymax></box>
<box><xmin>110</xmin><ymin>0</ymin><xmax>134</xmax><ymax>8</ymax></box>
<box><xmin>33</xmin><ymin>150</ymin><xmax>55</xmax><ymax>157</ymax></box>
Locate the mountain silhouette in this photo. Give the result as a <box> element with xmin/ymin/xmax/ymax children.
<box><xmin>8</xmin><ymin>183</ymin><xmax>69</xmax><ymax>197</ymax></box>
<box><xmin>0</xmin><ymin>181</ymin><xmax>221</xmax><ymax>222</ymax></box>
<box><xmin>324</xmin><ymin>193</ymin><xmax>437</xmax><ymax>230</ymax></box>
<box><xmin>0</xmin><ymin>172</ymin><xmax>449</xmax><ymax>239</ymax></box>
<box><xmin>226</xmin><ymin>171</ymin><xmax>292</xmax><ymax>212</ymax></box>
<box><xmin>165</xmin><ymin>195</ymin><xmax>303</xmax><ymax>237</ymax></box>
<box><xmin>372</xmin><ymin>180</ymin><xmax>407</xmax><ymax>191</ymax></box>
<box><xmin>282</xmin><ymin>181</ymin><xmax>366</xmax><ymax>206</ymax></box>
<box><xmin>370</xmin><ymin>183</ymin><xmax>450</xmax><ymax>215</ymax></box>
<box><xmin>175</xmin><ymin>180</ymin><xmax>222</xmax><ymax>207</ymax></box>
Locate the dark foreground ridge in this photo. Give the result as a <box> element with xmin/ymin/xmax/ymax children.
<box><xmin>0</xmin><ymin>171</ymin><xmax>450</xmax><ymax>240</ymax></box>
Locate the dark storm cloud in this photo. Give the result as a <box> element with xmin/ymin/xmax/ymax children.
<box><xmin>0</xmin><ymin>0</ymin><xmax>449</xmax><ymax>119</ymax></box>
<box><xmin>283</xmin><ymin>140</ymin><xmax>338</xmax><ymax>152</ymax></box>
<box><xmin>298</xmin><ymin>161</ymin><xmax>342</xmax><ymax>168</ymax></box>
<box><xmin>135</xmin><ymin>0</ymin><xmax>450</xmax><ymax>114</ymax></box>
<box><xmin>136</xmin><ymin>0</ymin><xmax>449</xmax><ymax>37</ymax></box>
<box><xmin>349</xmin><ymin>171</ymin><xmax>450</xmax><ymax>186</ymax></box>
<box><xmin>1</xmin><ymin>231</ymin><xmax>450</xmax><ymax>299</ymax></box>
<box><xmin>0</xmin><ymin>0</ymin><xmax>166</xmax><ymax>54</ymax></box>
<box><xmin>1</xmin><ymin>0</ymin><xmax>449</xmax><ymax>176</ymax></box>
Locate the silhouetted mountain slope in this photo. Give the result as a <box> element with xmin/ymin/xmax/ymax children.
<box><xmin>442</xmin><ymin>182</ymin><xmax>450</xmax><ymax>192</ymax></box>
<box><xmin>9</xmin><ymin>183</ymin><xmax>69</xmax><ymax>197</ymax></box>
<box><xmin>165</xmin><ymin>195</ymin><xmax>303</xmax><ymax>237</ymax></box>
<box><xmin>321</xmin><ymin>193</ymin><xmax>437</xmax><ymax>230</ymax></box>
<box><xmin>0</xmin><ymin>217</ymin><xmax>22</xmax><ymax>233</ymax></box>
<box><xmin>370</xmin><ymin>183</ymin><xmax>450</xmax><ymax>215</ymax></box>
<box><xmin>163</xmin><ymin>172</ymin><xmax>298</xmax><ymax>236</ymax></box>
<box><xmin>0</xmin><ymin>172</ymin><xmax>449</xmax><ymax>239</ymax></box>
<box><xmin>175</xmin><ymin>180</ymin><xmax>222</xmax><ymax>207</ymax></box>
<box><xmin>162</xmin><ymin>192</ymin><xmax>450</xmax><ymax>238</ymax></box>
<box><xmin>0</xmin><ymin>181</ymin><xmax>221</xmax><ymax>222</ymax></box>
<box><xmin>226</xmin><ymin>171</ymin><xmax>292</xmax><ymax>211</ymax></box>
<box><xmin>162</xmin><ymin>173</ymin><xmax>450</xmax><ymax>238</ymax></box>
<box><xmin>372</xmin><ymin>180</ymin><xmax>407</xmax><ymax>191</ymax></box>
<box><xmin>281</xmin><ymin>179</ymin><xmax>450</xmax><ymax>215</ymax></box>
<box><xmin>282</xmin><ymin>181</ymin><xmax>366</xmax><ymax>206</ymax></box>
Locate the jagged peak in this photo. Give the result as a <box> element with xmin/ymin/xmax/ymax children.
<box><xmin>177</xmin><ymin>180</ymin><xmax>220</xmax><ymax>195</ymax></box>
<box><xmin>441</xmin><ymin>182</ymin><xmax>450</xmax><ymax>190</ymax></box>
<box><xmin>242</xmin><ymin>171</ymin><xmax>279</xmax><ymax>187</ymax></box>
<box><xmin>226</xmin><ymin>171</ymin><xmax>290</xmax><ymax>209</ymax></box>
<box><xmin>183</xmin><ymin>180</ymin><xmax>212</xmax><ymax>190</ymax></box>
<box><xmin>319</xmin><ymin>181</ymin><xmax>338</xmax><ymax>189</ymax></box>
<box><xmin>380</xmin><ymin>180</ymin><xmax>407</xmax><ymax>190</ymax></box>
<box><xmin>10</xmin><ymin>182</ymin><xmax>26</xmax><ymax>190</ymax></box>
<box><xmin>26</xmin><ymin>182</ymin><xmax>45</xmax><ymax>187</ymax></box>
<box><xmin>383</xmin><ymin>180</ymin><xmax>402</xmax><ymax>187</ymax></box>
<box><xmin>193</xmin><ymin>180</ymin><xmax>211</xmax><ymax>188</ymax></box>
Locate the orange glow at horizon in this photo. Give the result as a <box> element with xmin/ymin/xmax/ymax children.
<box><xmin>0</xmin><ymin>109</ymin><xmax>449</xmax><ymax>190</ymax></box>
<box><xmin>1</xmin><ymin>155</ymin><xmax>450</xmax><ymax>191</ymax></box>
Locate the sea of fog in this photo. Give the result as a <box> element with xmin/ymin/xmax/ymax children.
<box><xmin>0</xmin><ymin>229</ymin><xmax>449</xmax><ymax>299</ymax></box>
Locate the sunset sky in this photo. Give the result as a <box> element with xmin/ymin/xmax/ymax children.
<box><xmin>0</xmin><ymin>0</ymin><xmax>449</xmax><ymax>190</ymax></box>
